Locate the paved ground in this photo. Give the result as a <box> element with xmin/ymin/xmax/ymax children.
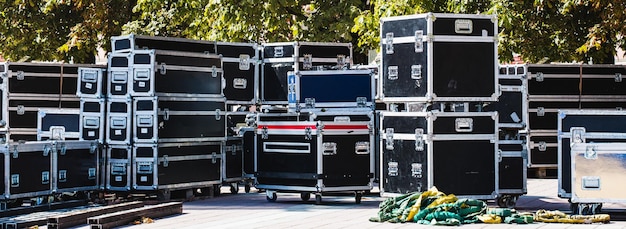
<box><xmin>61</xmin><ymin>178</ymin><xmax>626</xmax><ymax>229</ymax></box>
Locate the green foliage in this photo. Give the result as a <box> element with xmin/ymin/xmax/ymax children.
<box><xmin>123</xmin><ymin>0</ymin><xmax>208</xmax><ymax>38</ymax></box>
<box><xmin>493</xmin><ymin>0</ymin><xmax>621</xmax><ymax>64</ymax></box>
<box><xmin>0</xmin><ymin>0</ymin><xmax>624</xmax><ymax>64</ymax></box>
<box><xmin>0</xmin><ymin>0</ymin><xmax>133</xmax><ymax>63</ymax></box>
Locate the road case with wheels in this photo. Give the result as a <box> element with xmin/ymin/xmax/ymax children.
<box><xmin>255</xmin><ymin>110</ymin><xmax>374</xmax><ymax>204</ymax></box>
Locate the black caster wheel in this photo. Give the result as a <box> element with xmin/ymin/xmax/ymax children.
<box><xmin>230</xmin><ymin>183</ymin><xmax>239</xmax><ymax>194</ymax></box>
<box><xmin>497</xmin><ymin>196</ymin><xmax>508</xmax><ymax>208</ymax></box>
<box><xmin>505</xmin><ymin>196</ymin><xmax>517</xmax><ymax>208</ymax></box>
<box><xmin>266</xmin><ymin>192</ymin><xmax>277</xmax><ymax>202</ymax></box>
<box><xmin>213</xmin><ymin>184</ymin><xmax>222</xmax><ymax>196</ymax></box>
<box><xmin>244</xmin><ymin>184</ymin><xmax>251</xmax><ymax>193</ymax></box>
<box><xmin>355</xmin><ymin>192</ymin><xmax>363</xmax><ymax>204</ymax></box>
<box><xmin>315</xmin><ymin>194</ymin><xmax>322</xmax><ymax>205</ymax></box>
<box><xmin>570</xmin><ymin>203</ymin><xmax>580</xmax><ymax>214</ymax></box>
<box><xmin>300</xmin><ymin>192</ymin><xmax>311</xmax><ymax>201</ymax></box>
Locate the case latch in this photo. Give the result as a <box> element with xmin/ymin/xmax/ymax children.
<box><xmin>17</xmin><ymin>105</ymin><xmax>25</xmax><ymax>115</ymax></box>
<box><xmin>356</xmin><ymin>97</ymin><xmax>367</xmax><ymax>107</ymax></box>
<box><xmin>58</xmin><ymin>142</ymin><xmax>67</xmax><ymax>156</ymax></box>
<box><xmin>261</xmin><ymin>126</ymin><xmax>268</xmax><ymax>139</ymax></box>
<box><xmin>322</xmin><ymin>142</ymin><xmax>337</xmax><ymax>155</ymax></box>
<box><xmin>616</xmin><ymin>73</ymin><xmax>622</xmax><ymax>82</ymax></box>
<box><xmin>411</xmin><ymin>163</ymin><xmax>422</xmax><ymax>178</ymax></box>
<box><xmin>385</xmin><ymin>33</ymin><xmax>394</xmax><ymax>54</ymax></box>
<box><xmin>90</xmin><ymin>142</ymin><xmax>98</xmax><ymax>154</ymax></box>
<box><xmin>16</xmin><ymin>71</ymin><xmax>24</xmax><ymax>80</ymax></box>
<box><xmin>162</xmin><ymin>155</ymin><xmax>169</xmax><ymax>167</ymax></box>
<box><xmin>537</xmin><ymin>107</ymin><xmax>545</xmax><ymax>117</ymax></box>
<box><xmin>163</xmin><ymin>108</ymin><xmax>170</xmax><ymax>121</ymax></box>
<box><xmin>211</xmin><ymin>66</ymin><xmax>218</xmax><ymax>78</ymax></box>
<box><xmin>304</xmin><ymin>126</ymin><xmax>312</xmax><ymax>140</ymax></box>
<box><xmin>455</xmin><ymin>118</ymin><xmax>473</xmax><ymax>132</ymax></box>
<box><xmin>337</xmin><ymin>55</ymin><xmax>347</xmax><ymax>68</ymax></box>
<box><xmin>538</xmin><ymin>141</ymin><xmax>547</xmax><ymax>151</ymax></box>
<box><xmin>415</xmin><ymin>128</ymin><xmax>424</xmax><ymax>151</ymax></box>
<box><xmin>415</xmin><ymin>30</ymin><xmax>424</xmax><ymax>53</ymax></box>
<box><xmin>305</xmin><ymin>98</ymin><xmax>315</xmax><ymax>109</ymax></box>
<box><xmin>571</xmin><ymin>127</ymin><xmax>586</xmax><ymax>144</ymax></box>
<box><xmin>212</xmin><ymin>152</ymin><xmax>218</xmax><ymax>164</ymax></box>
<box><xmin>385</xmin><ymin>128</ymin><xmax>394</xmax><ymax>150</ymax></box>
<box><xmin>239</xmin><ymin>54</ymin><xmax>250</xmax><ymax>70</ymax></box>
<box><xmin>43</xmin><ymin>144</ymin><xmax>51</xmax><ymax>157</ymax></box>
<box><xmin>388</xmin><ymin>162</ymin><xmax>398</xmax><ymax>176</ymax></box>
<box><xmin>388</xmin><ymin>66</ymin><xmax>398</xmax><ymax>80</ymax></box>
<box><xmin>11</xmin><ymin>145</ymin><xmax>18</xmax><ymax>158</ymax></box>
<box><xmin>159</xmin><ymin>63</ymin><xmax>167</xmax><ymax>75</ymax></box>
<box><xmin>355</xmin><ymin>141</ymin><xmax>370</xmax><ymax>155</ymax></box>
<box><xmin>536</xmin><ymin>72</ymin><xmax>544</xmax><ymax>82</ymax></box>
<box><xmin>215</xmin><ymin>109</ymin><xmax>221</xmax><ymax>121</ymax></box>
<box><xmin>302</xmin><ymin>54</ymin><xmax>313</xmax><ymax>70</ymax></box>
<box><xmin>584</xmin><ymin>145</ymin><xmax>597</xmax><ymax>160</ymax></box>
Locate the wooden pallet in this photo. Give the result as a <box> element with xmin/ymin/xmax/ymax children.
<box><xmin>47</xmin><ymin>201</ymin><xmax>144</xmax><ymax>229</ymax></box>
<box><xmin>87</xmin><ymin>202</ymin><xmax>183</xmax><ymax>229</ymax></box>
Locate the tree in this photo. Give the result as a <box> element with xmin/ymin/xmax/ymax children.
<box><xmin>122</xmin><ymin>0</ymin><xmax>207</xmax><ymax>38</ymax></box>
<box><xmin>123</xmin><ymin>0</ymin><xmax>368</xmax><ymax>62</ymax></box>
<box><xmin>494</xmin><ymin>0</ymin><xmax>624</xmax><ymax>64</ymax></box>
<box><xmin>0</xmin><ymin>0</ymin><xmax>135</xmax><ymax>63</ymax></box>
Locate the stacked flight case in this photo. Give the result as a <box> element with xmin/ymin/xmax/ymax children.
<box><xmin>379</xmin><ymin>13</ymin><xmax>503</xmax><ymax>202</ymax></box>
<box><xmin>557</xmin><ymin>109</ymin><xmax>626</xmax><ymax>214</ymax></box>
<box><xmin>216</xmin><ymin>42</ymin><xmax>260</xmax><ymax>193</ymax></box>
<box><xmin>2</xmin><ymin>62</ymin><xmax>101</xmax><ymax>142</ymax></box>
<box><xmin>484</xmin><ymin>64</ymin><xmax>529</xmax><ymax>207</ymax></box>
<box><xmin>526</xmin><ymin>64</ymin><xmax>626</xmax><ymax>176</ymax></box>
<box><xmin>0</xmin><ymin>140</ymin><xmax>100</xmax><ymax>209</ymax></box>
<box><xmin>255</xmin><ymin>43</ymin><xmax>375</xmax><ymax>203</ymax></box>
<box><xmin>0</xmin><ymin>62</ymin><xmax>104</xmax><ymax>209</ymax></box>
<box><xmin>105</xmin><ymin>34</ymin><xmax>225</xmax><ymax>197</ymax></box>
<box><xmin>261</xmin><ymin>41</ymin><xmax>352</xmax><ymax>105</ymax></box>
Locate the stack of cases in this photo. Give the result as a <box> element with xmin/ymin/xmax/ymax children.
<box><xmin>379</xmin><ymin>13</ymin><xmax>502</xmax><ymax>202</ymax></box>
<box><xmin>106</xmin><ymin>34</ymin><xmax>225</xmax><ymax>195</ymax></box>
<box><xmin>2</xmin><ymin>62</ymin><xmax>100</xmax><ymax>142</ymax></box>
<box><xmin>557</xmin><ymin>110</ymin><xmax>626</xmax><ymax>214</ymax></box>
<box><xmin>261</xmin><ymin>41</ymin><xmax>352</xmax><ymax>104</ymax></box>
<box><xmin>0</xmin><ymin>140</ymin><xmax>100</xmax><ymax>209</ymax></box>
<box><xmin>526</xmin><ymin>64</ymin><xmax>626</xmax><ymax>176</ymax></box>
<box><xmin>0</xmin><ymin>62</ymin><xmax>6</xmax><ymax>140</ymax></box>
<box><xmin>0</xmin><ymin>62</ymin><xmax>103</xmax><ymax>207</ymax></box>
<box><xmin>255</xmin><ymin>42</ymin><xmax>375</xmax><ymax>204</ymax></box>
<box><xmin>217</xmin><ymin>42</ymin><xmax>259</xmax><ymax>193</ymax></box>
<box><xmin>484</xmin><ymin>64</ymin><xmax>529</xmax><ymax>207</ymax></box>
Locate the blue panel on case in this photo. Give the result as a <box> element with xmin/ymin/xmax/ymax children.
<box><xmin>299</xmin><ymin>73</ymin><xmax>371</xmax><ymax>103</ymax></box>
<box><xmin>287</xmin><ymin>73</ymin><xmax>297</xmax><ymax>104</ymax></box>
